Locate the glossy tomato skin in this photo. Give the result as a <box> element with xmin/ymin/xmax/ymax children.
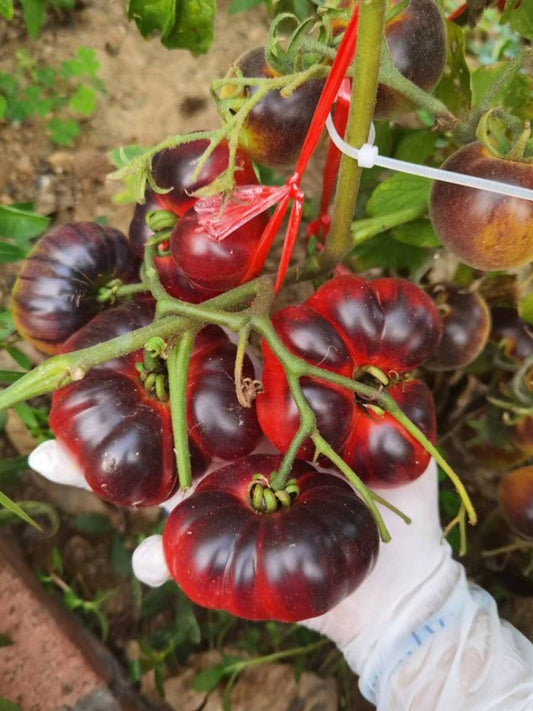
<box><xmin>499</xmin><ymin>466</ymin><xmax>533</xmax><ymax>540</ymax></box>
<box><xmin>223</xmin><ymin>47</ymin><xmax>325</xmax><ymax>168</ymax></box>
<box><xmin>425</xmin><ymin>285</ymin><xmax>491</xmax><ymax>371</ymax></box>
<box><xmin>50</xmin><ymin>304</ymin><xmax>261</xmax><ymax>506</ymax></box>
<box><xmin>169</xmin><ymin>206</ymin><xmax>269</xmax><ymax>292</ymax></box>
<box><xmin>129</xmin><ymin>195</ymin><xmax>209</xmax><ymax>302</ymax></box>
<box><xmin>257</xmin><ymin>276</ymin><xmax>439</xmax><ymax>486</ymax></box>
<box><xmin>376</xmin><ymin>0</ymin><xmax>446</xmax><ymax>119</ymax></box>
<box><xmin>151</xmin><ymin>139</ymin><xmax>257</xmax><ymax>215</ymax></box>
<box><xmin>12</xmin><ymin>222</ymin><xmax>140</xmax><ymax>355</ymax></box>
<box><xmin>162</xmin><ymin>455</ymin><xmax>379</xmax><ymax>621</ymax></box>
<box><xmin>429</xmin><ymin>143</ymin><xmax>533</xmax><ymax>270</ymax></box>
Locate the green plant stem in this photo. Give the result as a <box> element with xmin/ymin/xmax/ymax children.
<box><xmin>352</xmin><ymin>204</ymin><xmax>427</xmax><ymax>246</ymax></box>
<box><xmin>167</xmin><ymin>333</ymin><xmax>196</xmax><ymax>490</ymax></box>
<box><xmin>322</xmin><ymin>0</ymin><xmax>387</xmax><ymax>269</ymax></box>
<box><xmin>97</xmin><ymin>282</ymin><xmax>148</xmax><ymax>303</ymax></box>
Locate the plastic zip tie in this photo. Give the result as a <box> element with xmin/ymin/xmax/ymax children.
<box><xmin>326</xmin><ymin>114</ymin><xmax>533</xmax><ymax>202</ymax></box>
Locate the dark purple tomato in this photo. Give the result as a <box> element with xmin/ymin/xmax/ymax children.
<box><xmin>169</xmin><ymin>207</ymin><xmax>269</xmax><ymax>292</ymax></box>
<box><xmin>464</xmin><ymin>405</ymin><xmax>533</xmax><ymax>471</ymax></box>
<box><xmin>425</xmin><ymin>285</ymin><xmax>491</xmax><ymax>371</ymax></box>
<box><xmin>50</xmin><ymin>304</ymin><xmax>261</xmax><ymax>506</ymax></box>
<box><xmin>429</xmin><ymin>143</ymin><xmax>533</xmax><ymax>270</ymax></box>
<box><xmin>162</xmin><ymin>455</ymin><xmax>379</xmax><ymax>621</ymax></box>
<box><xmin>257</xmin><ymin>275</ymin><xmax>438</xmax><ymax>486</ymax></box>
<box><xmin>499</xmin><ymin>466</ymin><xmax>533</xmax><ymax>540</ymax></box>
<box><xmin>491</xmin><ymin>307</ymin><xmax>533</xmax><ymax>362</ymax></box>
<box><xmin>375</xmin><ymin>0</ymin><xmax>447</xmax><ymax>119</ymax></box>
<box><xmin>129</xmin><ymin>194</ymin><xmax>210</xmax><ymax>303</ymax></box>
<box><xmin>222</xmin><ymin>47</ymin><xmax>325</xmax><ymax>168</ymax></box>
<box><xmin>11</xmin><ymin>222</ymin><xmax>140</xmax><ymax>354</ymax></box>
<box><xmin>151</xmin><ymin>139</ymin><xmax>257</xmax><ymax>215</ymax></box>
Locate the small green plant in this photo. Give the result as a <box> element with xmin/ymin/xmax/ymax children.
<box><xmin>0</xmin><ymin>0</ymin><xmax>75</xmax><ymax>39</ymax></box>
<box><xmin>0</xmin><ymin>46</ymin><xmax>105</xmax><ymax>146</ymax></box>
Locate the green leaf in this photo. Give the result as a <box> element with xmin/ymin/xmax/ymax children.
<box><xmin>19</xmin><ymin>0</ymin><xmax>46</xmax><ymax>39</ymax></box>
<box><xmin>75</xmin><ymin>46</ymin><xmax>100</xmax><ymax>77</ymax></box>
<box><xmin>109</xmin><ymin>144</ymin><xmax>146</xmax><ymax>168</ymax></box>
<box><xmin>73</xmin><ymin>513</ymin><xmax>113</xmax><ymax>534</ymax></box>
<box><xmin>5</xmin><ymin>347</ymin><xmax>33</xmax><ymax>370</ymax></box>
<box><xmin>69</xmin><ymin>84</ymin><xmax>97</xmax><ymax>116</ymax></box>
<box><xmin>0</xmin><ymin>205</ymin><xmax>49</xmax><ymax>243</ymax></box>
<box><xmin>162</xmin><ymin>0</ymin><xmax>215</xmax><ymax>53</ymax></box>
<box><xmin>350</xmin><ymin>232</ymin><xmax>429</xmax><ymax>272</ymax></box>
<box><xmin>47</xmin><ymin>117</ymin><xmax>80</xmax><ymax>146</ymax></box>
<box><xmin>0</xmin><ymin>241</ymin><xmax>26</xmax><ymax>263</ymax></box>
<box><xmin>0</xmin><ymin>0</ymin><xmax>14</xmax><ymax>20</ymax></box>
<box><xmin>519</xmin><ymin>291</ymin><xmax>533</xmax><ymax>325</ymax></box>
<box><xmin>433</xmin><ymin>20</ymin><xmax>471</xmax><ymax>115</ymax></box>
<box><xmin>0</xmin><ymin>634</ymin><xmax>13</xmax><ymax>647</ymax></box>
<box><xmin>0</xmin><ymin>697</ymin><xmax>24</xmax><ymax>711</ymax></box>
<box><xmin>111</xmin><ymin>535</ymin><xmax>132</xmax><ymax>577</ymax></box>
<box><xmin>228</xmin><ymin>0</ymin><xmax>263</xmax><ymax>14</ymax></box>
<box><xmin>0</xmin><ymin>456</ymin><xmax>28</xmax><ymax>479</ymax></box>
<box><xmin>471</xmin><ymin>64</ymin><xmax>533</xmax><ymax>121</ymax></box>
<box><xmin>193</xmin><ymin>658</ymin><xmax>241</xmax><ymax>692</ymax></box>
<box><xmin>507</xmin><ymin>0</ymin><xmax>533</xmax><ymax>40</ymax></box>
<box><xmin>367</xmin><ymin>173</ymin><xmax>430</xmax><ymax>217</ymax></box>
<box><xmin>128</xmin><ymin>0</ymin><xmax>215</xmax><ymax>54</ymax></box>
<box><xmin>0</xmin><ymin>491</ymin><xmax>41</xmax><ymax>530</ymax></box>
<box><xmin>0</xmin><ymin>95</ymin><xmax>7</xmax><ymax>119</ymax></box>
<box><xmin>392</xmin><ymin>220</ymin><xmax>440</xmax><ymax>248</ymax></box>
<box><xmin>393</xmin><ymin>130</ymin><xmax>440</xmax><ymax>165</ymax></box>
<box><xmin>0</xmin><ymin>309</ymin><xmax>14</xmax><ymax>340</ymax></box>
<box><xmin>0</xmin><ymin>371</ymin><xmax>25</xmax><ymax>385</ymax></box>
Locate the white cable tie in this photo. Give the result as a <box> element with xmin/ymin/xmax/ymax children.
<box><xmin>326</xmin><ymin>113</ymin><xmax>533</xmax><ymax>202</ymax></box>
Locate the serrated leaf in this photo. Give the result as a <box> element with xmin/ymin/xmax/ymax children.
<box><xmin>19</xmin><ymin>0</ymin><xmax>46</xmax><ymax>38</ymax></box>
<box><xmin>433</xmin><ymin>20</ymin><xmax>471</xmax><ymax>115</ymax></box>
<box><xmin>0</xmin><ymin>241</ymin><xmax>26</xmax><ymax>263</ymax></box>
<box><xmin>392</xmin><ymin>220</ymin><xmax>440</xmax><ymax>248</ymax></box>
<box><xmin>367</xmin><ymin>173</ymin><xmax>430</xmax><ymax>217</ymax></box>
<box><xmin>161</xmin><ymin>0</ymin><xmax>215</xmax><ymax>54</ymax></box>
<box><xmin>128</xmin><ymin>0</ymin><xmax>178</xmax><ymax>37</ymax></box>
<box><xmin>69</xmin><ymin>84</ymin><xmax>97</xmax><ymax>116</ymax></box>
<box><xmin>0</xmin><ymin>205</ymin><xmax>49</xmax><ymax>243</ymax></box>
<box><xmin>0</xmin><ymin>0</ymin><xmax>14</xmax><ymax>20</ymax></box>
<box><xmin>471</xmin><ymin>64</ymin><xmax>533</xmax><ymax>120</ymax></box>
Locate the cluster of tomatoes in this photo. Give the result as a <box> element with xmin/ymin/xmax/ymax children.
<box><xmin>11</xmin><ymin>0</ymin><xmax>533</xmax><ymax>620</ymax></box>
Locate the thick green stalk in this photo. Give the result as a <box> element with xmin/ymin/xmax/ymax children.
<box><xmin>321</xmin><ymin>0</ymin><xmax>387</xmax><ymax>268</ymax></box>
<box><xmin>167</xmin><ymin>333</ymin><xmax>196</xmax><ymax>490</ymax></box>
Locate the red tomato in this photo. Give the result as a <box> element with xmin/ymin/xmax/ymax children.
<box><xmin>162</xmin><ymin>455</ymin><xmax>379</xmax><ymax>621</ymax></box>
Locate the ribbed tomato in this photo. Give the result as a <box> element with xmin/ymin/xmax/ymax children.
<box><xmin>257</xmin><ymin>275</ymin><xmax>440</xmax><ymax>486</ymax></box>
<box><xmin>162</xmin><ymin>455</ymin><xmax>379</xmax><ymax>621</ymax></box>
<box><xmin>49</xmin><ymin>302</ymin><xmax>261</xmax><ymax>506</ymax></box>
<box><xmin>11</xmin><ymin>222</ymin><xmax>140</xmax><ymax>354</ymax></box>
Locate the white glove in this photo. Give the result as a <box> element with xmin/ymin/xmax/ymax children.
<box><xmin>30</xmin><ymin>442</ymin><xmax>533</xmax><ymax>710</ymax></box>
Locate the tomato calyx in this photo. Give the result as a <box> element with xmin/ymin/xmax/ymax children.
<box><xmin>248</xmin><ymin>473</ymin><xmax>299</xmax><ymax>514</ymax></box>
<box><xmin>145</xmin><ymin>208</ymin><xmax>178</xmax><ymax>233</ymax></box>
<box><xmin>135</xmin><ymin>337</ymin><xmax>170</xmax><ymax>402</ymax></box>
<box><xmin>476</xmin><ymin>109</ymin><xmax>533</xmax><ymax>163</ymax></box>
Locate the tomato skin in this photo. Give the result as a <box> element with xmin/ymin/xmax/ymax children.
<box><xmin>169</xmin><ymin>207</ymin><xmax>269</xmax><ymax>292</ymax></box>
<box><xmin>499</xmin><ymin>467</ymin><xmax>533</xmax><ymax>540</ymax></box>
<box><xmin>11</xmin><ymin>222</ymin><xmax>140</xmax><ymax>354</ymax></box>
<box><xmin>50</xmin><ymin>304</ymin><xmax>261</xmax><ymax>506</ymax></box>
<box><xmin>223</xmin><ymin>47</ymin><xmax>325</xmax><ymax>168</ymax></box>
<box><xmin>162</xmin><ymin>455</ymin><xmax>379</xmax><ymax>621</ymax></box>
<box><xmin>151</xmin><ymin>140</ymin><xmax>257</xmax><ymax>215</ymax></box>
<box><xmin>490</xmin><ymin>307</ymin><xmax>533</xmax><ymax>362</ymax></box>
<box><xmin>429</xmin><ymin>143</ymin><xmax>533</xmax><ymax>270</ymax></box>
<box><xmin>425</xmin><ymin>285</ymin><xmax>491</xmax><ymax>371</ymax></box>
<box><xmin>257</xmin><ymin>276</ymin><xmax>438</xmax><ymax>485</ymax></box>
<box><xmin>376</xmin><ymin>0</ymin><xmax>446</xmax><ymax>119</ymax></box>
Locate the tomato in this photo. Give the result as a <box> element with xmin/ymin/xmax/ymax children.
<box><xmin>49</xmin><ymin>302</ymin><xmax>261</xmax><ymax>506</ymax></box>
<box><xmin>498</xmin><ymin>466</ymin><xmax>533</xmax><ymax>540</ymax></box>
<box><xmin>162</xmin><ymin>455</ymin><xmax>379</xmax><ymax>621</ymax></box>
<box><xmin>169</xmin><ymin>206</ymin><xmax>269</xmax><ymax>292</ymax></box>
<box><xmin>464</xmin><ymin>405</ymin><xmax>533</xmax><ymax>471</ymax></box>
<box><xmin>425</xmin><ymin>284</ymin><xmax>491</xmax><ymax>371</ymax></box>
<box><xmin>429</xmin><ymin>143</ymin><xmax>533</xmax><ymax>270</ymax></box>
<box><xmin>221</xmin><ymin>47</ymin><xmax>325</xmax><ymax>168</ymax></box>
<box><xmin>375</xmin><ymin>0</ymin><xmax>446</xmax><ymax>119</ymax></box>
<box><xmin>11</xmin><ymin>222</ymin><xmax>140</xmax><ymax>355</ymax></box>
<box><xmin>257</xmin><ymin>275</ymin><xmax>440</xmax><ymax>486</ymax></box>
<box><xmin>129</xmin><ymin>194</ymin><xmax>210</xmax><ymax>302</ymax></box>
<box><xmin>151</xmin><ymin>139</ymin><xmax>257</xmax><ymax>216</ymax></box>
<box><xmin>490</xmin><ymin>307</ymin><xmax>533</xmax><ymax>362</ymax></box>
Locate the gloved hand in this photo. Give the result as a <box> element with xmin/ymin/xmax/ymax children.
<box><xmin>29</xmin><ymin>441</ymin><xmax>533</xmax><ymax>710</ymax></box>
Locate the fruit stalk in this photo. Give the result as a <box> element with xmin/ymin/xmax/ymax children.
<box><xmin>167</xmin><ymin>332</ymin><xmax>196</xmax><ymax>490</ymax></box>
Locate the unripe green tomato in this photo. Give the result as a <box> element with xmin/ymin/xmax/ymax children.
<box><xmin>430</xmin><ymin>143</ymin><xmax>533</xmax><ymax>270</ymax></box>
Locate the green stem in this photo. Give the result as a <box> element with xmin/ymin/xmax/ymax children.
<box><xmin>352</xmin><ymin>204</ymin><xmax>427</xmax><ymax>246</ymax></box>
<box><xmin>167</xmin><ymin>333</ymin><xmax>196</xmax><ymax>490</ymax></box>
<box><xmin>226</xmin><ymin>640</ymin><xmax>327</xmax><ymax>674</ymax></box>
<box><xmin>97</xmin><ymin>282</ymin><xmax>148</xmax><ymax>303</ymax></box>
<box><xmin>322</xmin><ymin>0</ymin><xmax>387</xmax><ymax>269</ymax></box>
